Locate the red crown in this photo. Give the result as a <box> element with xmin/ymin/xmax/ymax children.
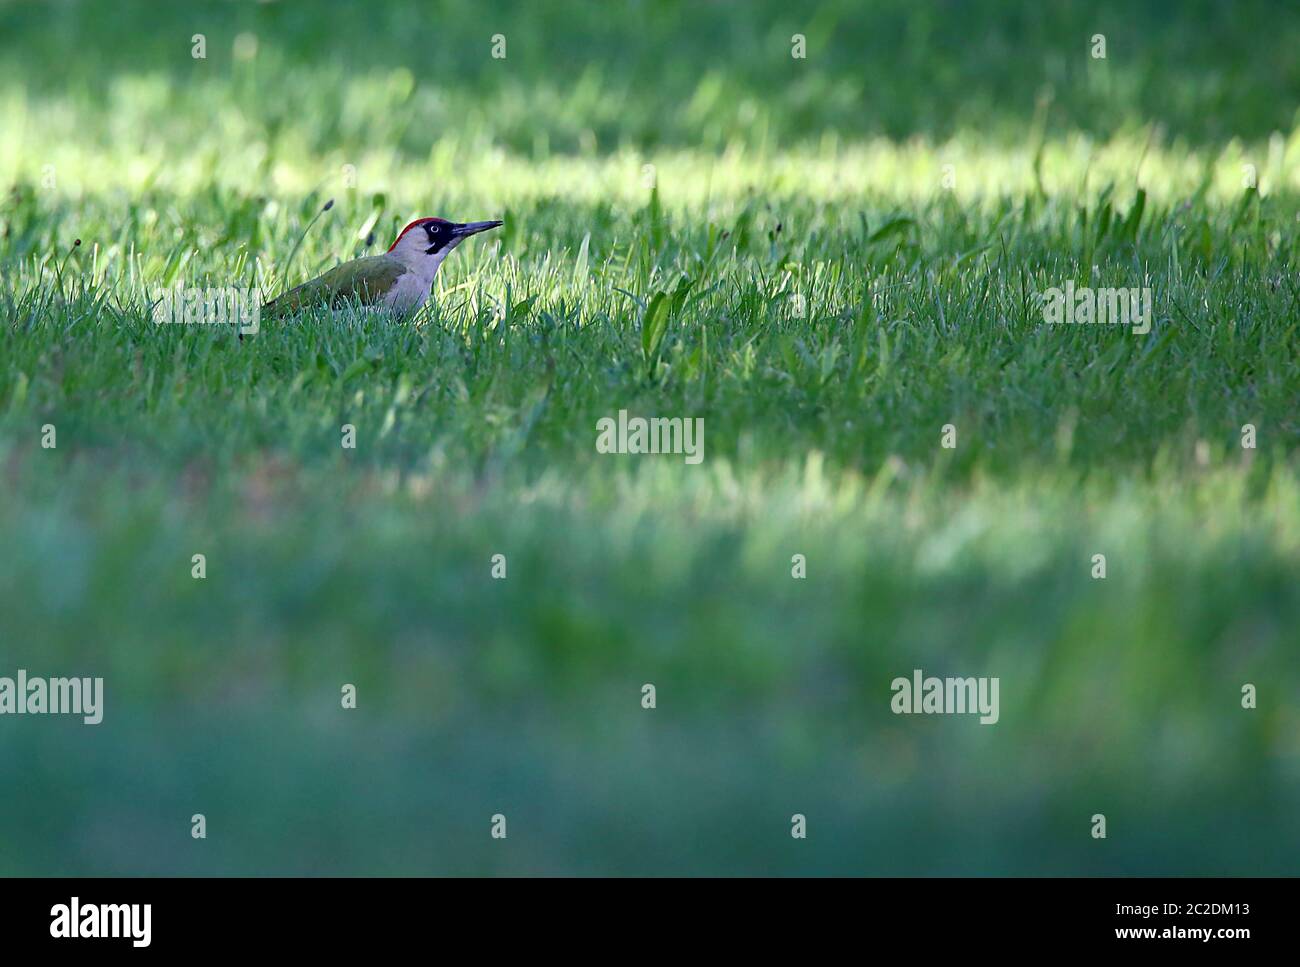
<box><xmin>387</xmin><ymin>217</ymin><xmax>449</xmax><ymax>252</ymax></box>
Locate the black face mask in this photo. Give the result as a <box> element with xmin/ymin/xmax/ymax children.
<box><xmin>423</xmin><ymin>222</ymin><xmax>452</xmax><ymax>254</ymax></box>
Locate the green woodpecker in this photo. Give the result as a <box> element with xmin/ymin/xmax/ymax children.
<box><xmin>261</xmin><ymin>216</ymin><xmax>502</xmax><ymax>318</ymax></box>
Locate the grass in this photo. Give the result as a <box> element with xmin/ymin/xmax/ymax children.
<box><xmin>0</xmin><ymin>0</ymin><xmax>1297</xmax><ymax>875</ymax></box>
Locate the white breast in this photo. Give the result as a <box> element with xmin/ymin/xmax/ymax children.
<box><xmin>383</xmin><ymin>270</ymin><xmax>435</xmax><ymax>313</ymax></box>
<box><xmin>382</xmin><ymin>247</ymin><xmax>451</xmax><ymax>314</ymax></box>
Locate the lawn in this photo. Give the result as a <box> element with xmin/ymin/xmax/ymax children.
<box><xmin>0</xmin><ymin>0</ymin><xmax>1297</xmax><ymax>874</ymax></box>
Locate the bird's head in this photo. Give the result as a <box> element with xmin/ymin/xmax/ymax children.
<box><xmin>386</xmin><ymin>216</ymin><xmax>503</xmax><ymax>273</ymax></box>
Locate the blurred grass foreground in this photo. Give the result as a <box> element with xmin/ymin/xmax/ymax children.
<box><xmin>0</xmin><ymin>0</ymin><xmax>1298</xmax><ymax>874</ymax></box>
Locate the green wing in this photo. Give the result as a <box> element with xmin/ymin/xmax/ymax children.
<box><xmin>261</xmin><ymin>256</ymin><xmax>407</xmax><ymax>318</ymax></box>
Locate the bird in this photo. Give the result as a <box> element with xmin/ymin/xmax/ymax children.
<box><xmin>260</xmin><ymin>216</ymin><xmax>502</xmax><ymax>320</ymax></box>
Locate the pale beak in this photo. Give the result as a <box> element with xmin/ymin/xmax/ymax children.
<box><xmin>453</xmin><ymin>219</ymin><xmax>503</xmax><ymax>238</ymax></box>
